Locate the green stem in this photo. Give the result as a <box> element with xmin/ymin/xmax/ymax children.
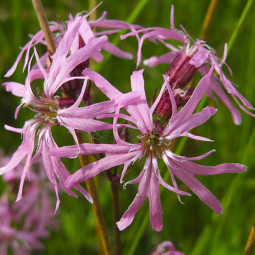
<box><xmin>76</xmin><ymin>132</ymin><xmax>112</xmax><ymax>255</ymax></box>
<box><xmin>228</xmin><ymin>0</ymin><xmax>254</xmax><ymax>53</ymax></box>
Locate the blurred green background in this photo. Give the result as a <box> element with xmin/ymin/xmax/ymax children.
<box><xmin>0</xmin><ymin>0</ymin><xmax>255</xmax><ymax>254</ymax></box>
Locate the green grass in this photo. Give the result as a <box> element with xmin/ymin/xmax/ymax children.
<box><xmin>0</xmin><ymin>0</ymin><xmax>255</xmax><ymax>254</ymax></box>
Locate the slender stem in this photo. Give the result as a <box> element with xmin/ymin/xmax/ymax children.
<box><xmin>76</xmin><ymin>132</ymin><xmax>112</xmax><ymax>255</ymax></box>
<box><xmin>92</xmin><ymin>132</ymin><xmax>122</xmax><ymax>255</ymax></box>
<box><xmin>200</xmin><ymin>0</ymin><xmax>219</xmax><ymax>39</ymax></box>
<box><xmin>31</xmin><ymin>0</ymin><xmax>56</xmax><ymax>54</ymax></box>
<box><xmin>244</xmin><ymin>222</ymin><xmax>255</xmax><ymax>255</ymax></box>
<box><xmin>89</xmin><ymin>0</ymin><xmax>97</xmax><ymax>21</ymax></box>
<box><xmin>111</xmin><ymin>179</ymin><xmax>122</xmax><ymax>255</ymax></box>
<box><xmin>228</xmin><ymin>0</ymin><xmax>254</xmax><ymax>53</ymax></box>
<box><xmin>32</xmin><ymin>1</ymin><xmax>111</xmax><ymax>254</ymax></box>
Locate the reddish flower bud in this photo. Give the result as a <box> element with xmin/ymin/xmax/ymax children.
<box><xmin>166</xmin><ymin>51</ymin><xmax>197</xmax><ymax>88</ymax></box>
<box><xmin>155</xmin><ymin>90</ymin><xmax>172</xmax><ymax>120</ymax></box>
<box><xmin>156</xmin><ymin>44</ymin><xmax>198</xmax><ymax>121</ymax></box>
<box><xmin>57</xmin><ymin>97</ymin><xmax>76</xmax><ymax>108</ymax></box>
<box><xmin>155</xmin><ymin>87</ymin><xmax>193</xmax><ymax>120</ymax></box>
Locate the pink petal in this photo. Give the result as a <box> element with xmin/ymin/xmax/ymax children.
<box><xmin>124</xmin><ymin>166</ymin><xmax>145</xmax><ymax>185</ymax></box>
<box><xmin>58</xmin><ymin>116</ymin><xmax>113</xmax><ymax>132</ymax></box>
<box><xmin>0</xmin><ymin>124</ymin><xmax>36</xmax><ymax>176</ymax></box>
<box><xmin>165</xmin><ymin>106</ymin><xmax>217</xmax><ymax>138</ymax></box>
<box><xmin>173</xmin><ymin>156</ymin><xmax>247</xmax><ymax>175</ymax></box>
<box><xmin>189</xmin><ymin>46</ymin><xmax>209</xmax><ymax>68</ymax></box>
<box><xmin>65</xmin><ymin>151</ymin><xmax>138</xmax><ymax>190</ymax></box>
<box><xmin>46</xmin><ymin>35</ymin><xmax>108</xmax><ymax>97</ymax></box>
<box><xmin>79</xmin><ymin>17</ymin><xmax>95</xmax><ymax>44</ymax></box>
<box><xmin>127</xmin><ymin>70</ymin><xmax>153</xmax><ymax>133</ymax></box>
<box><xmin>83</xmin><ymin>68</ymin><xmax>122</xmax><ymax>99</ymax></box>
<box><xmin>40</xmin><ymin>140</ymin><xmax>60</xmax><ymax>212</ymax></box>
<box><xmin>60</xmin><ymin>100</ymin><xmax>117</xmax><ymax>118</ymax></box>
<box><xmin>150</xmin><ymin>80</ymin><xmax>167</xmax><ymax>115</ymax></box>
<box><xmin>52</xmin><ymin>154</ymin><xmax>92</xmax><ymax>202</ymax></box>
<box><xmin>218</xmin><ymin>68</ymin><xmax>254</xmax><ymax>110</ymax></box>
<box><xmin>4</xmin><ymin>125</ymin><xmax>23</xmax><ymax>134</ymax></box>
<box><xmin>210</xmin><ymin>76</ymin><xmax>241</xmax><ymax>125</ymax></box>
<box><xmin>163</xmin><ymin>66</ymin><xmax>214</xmax><ymax>136</ymax></box>
<box><xmin>184</xmin><ymin>133</ymin><xmax>214</xmax><ymax>142</ymax></box>
<box><xmin>160</xmin><ymin>154</ymin><xmax>191</xmax><ymax>198</ymax></box>
<box><xmin>102</xmin><ymin>42</ymin><xmax>133</xmax><ymax>59</ymax></box>
<box><xmin>2</xmin><ymin>82</ymin><xmax>26</xmax><ymax>97</ymax></box>
<box><xmin>148</xmin><ymin>169</ymin><xmax>163</xmax><ymax>231</ymax></box>
<box><xmin>117</xmin><ymin>157</ymin><xmax>152</xmax><ymax>230</ymax></box>
<box><xmin>89</xmin><ymin>16</ymin><xmax>142</xmax><ymax>30</ymax></box>
<box><xmin>51</xmin><ymin>143</ymin><xmax>135</xmax><ymax>158</ymax></box>
<box><xmin>143</xmin><ymin>51</ymin><xmax>178</xmax><ymax>67</ymax></box>
<box><xmin>173</xmin><ymin>165</ymin><xmax>223</xmax><ymax>214</ymax></box>
<box><xmin>4</xmin><ymin>25</ymin><xmax>59</xmax><ymax>77</ymax></box>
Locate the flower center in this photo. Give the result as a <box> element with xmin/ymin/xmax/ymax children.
<box><xmin>28</xmin><ymin>97</ymin><xmax>60</xmax><ymax>126</ymax></box>
<box><xmin>139</xmin><ymin>132</ymin><xmax>172</xmax><ymax>157</ymax></box>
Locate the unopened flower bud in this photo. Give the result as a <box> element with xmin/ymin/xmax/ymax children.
<box><xmin>57</xmin><ymin>97</ymin><xmax>76</xmax><ymax>108</ymax></box>
<box><xmin>166</xmin><ymin>51</ymin><xmax>197</xmax><ymax>88</ymax></box>
<box><xmin>155</xmin><ymin>87</ymin><xmax>193</xmax><ymax>120</ymax></box>
<box><xmin>155</xmin><ymin>90</ymin><xmax>172</xmax><ymax>120</ymax></box>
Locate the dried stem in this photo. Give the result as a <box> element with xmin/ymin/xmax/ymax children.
<box><xmin>200</xmin><ymin>0</ymin><xmax>220</xmax><ymax>39</ymax></box>
<box><xmin>32</xmin><ymin>0</ymin><xmax>56</xmax><ymax>54</ymax></box>
<box><xmin>244</xmin><ymin>222</ymin><xmax>255</xmax><ymax>255</ymax></box>
<box><xmin>31</xmin><ymin>0</ymin><xmax>111</xmax><ymax>254</ymax></box>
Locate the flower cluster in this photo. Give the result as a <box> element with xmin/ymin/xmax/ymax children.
<box><xmin>0</xmin><ymin>152</ymin><xmax>58</xmax><ymax>254</ymax></box>
<box><xmin>0</xmin><ymin>3</ymin><xmax>252</xmax><ymax>237</ymax></box>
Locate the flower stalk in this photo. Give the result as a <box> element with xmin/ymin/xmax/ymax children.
<box><xmin>76</xmin><ymin>132</ymin><xmax>112</xmax><ymax>255</ymax></box>
<box><xmin>31</xmin><ymin>0</ymin><xmax>56</xmax><ymax>54</ymax></box>
<box><xmin>244</xmin><ymin>222</ymin><xmax>255</xmax><ymax>255</ymax></box>
<box><xmin>31</xmin><ymin>1</ymin><xmax>112</xmax><ymax>254</ymax></box>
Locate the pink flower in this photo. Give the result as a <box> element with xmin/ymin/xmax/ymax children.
<box><xmin>51</xmin><ymin>68</ymin><xmax>246</xmax><ymax>231</ymax></box>
<box><xmin>5</xmin><ymin>3</ymin><xmax>140</xmax><ymax>78</ymax></box>
<box><xmin>1</xmin><ymin>16</ymin><xmax>140</xmax><ymax>211</ymax></box>
<box><xmin>151</xmin><ymin>241</ymin><xmax>184</xmax><ymax>255</ymax></box>
<box><xmin>122</xmin><ymin>5</ymin><xmax>254</xmax><ymax>124</ymax></box>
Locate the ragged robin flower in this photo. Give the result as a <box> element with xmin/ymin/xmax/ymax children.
<box><xmin>1</xmin><ymin>16</ymin><xmax>140</xmax><ymax>211</ymax></box>
<box><xmin>122</xmin><ymin>5</ymin><xmax>254</xmax><ymax>124</ymax></box>
<box><xmin>51</xmin><ymin>67</ymin><xmax>246</xmax><ymax>231</ymax></box>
